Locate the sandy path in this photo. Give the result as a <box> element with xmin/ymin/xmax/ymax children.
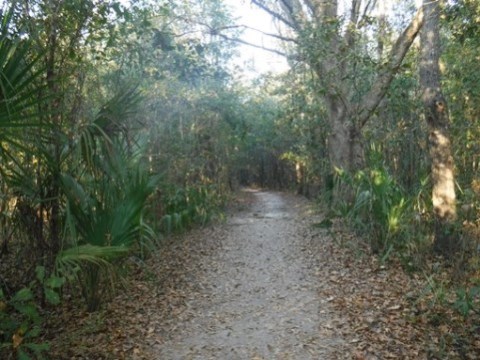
<box><xmin>50</xmin><ymin>189</ymin><xmax>438</xmax><ymax>359</ymax></box>
<box><xmin>153</xmin><ymin>190</ymin><xmax>345</xmax><ymax>359</ymax></box>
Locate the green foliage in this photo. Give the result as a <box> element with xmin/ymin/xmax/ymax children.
<box><xmin>230</xmin><ymin>75</ymin><xmax>305</xmax><ymax>190</ymax></box>
<box><xmin>420</xmin><ymin>274</ymin><xmax>450</xmax><ymax>309</ymax></box>
<box><xmin>0</xmin><ymin>9</ymin><xmax>43</xmax><ymax>128</ymax></box>
<box><xmin>35</xmin><ymin>266</ymin><xmax>65</xmax><ymax>306</ymax></box>
<box><xmin>60</xmin><ymin>156</ymin><xmax>158</xmax><ymax>312</ymax></box>
<box><xmin>0</xmin><ymin>7</ymin><xmax>45</xmax><ymax>186</ymax></box>
<box><xmin>443</xmin><ymin>1</ymin><xmax>480</xmax><ymax>193</ymax></box>
<box><xmin>160</xmin><ymin>184</ymin><xmax>226</xmax><ymax>234</ymax></box>
<box><xmin>336</xmin><ymin>145</ymin><xmax>409</xmax><ymax>256</ymax></box>
<box><xmin>454</xmin><ymin>285</ymin><xmax>480</xmax><ymax>317</ymax></box>
<box><xmin>0</xmin><ymin>266</ymin><xmax>64</xmax><ymax>359</ymax></box>
<box><xmin>0</xmin><ymin>0</ymin><xmax>243</xmax><ymax>315</ymax></box>
<box><xmin>0</xmin><ymin>0</ymin><xmax>479</xmax><ymax>354</ymax></box>
<box><xmin>41</xmin><ymin>84</ymin><xmax>158</xmax><ymax>311</ymax></box>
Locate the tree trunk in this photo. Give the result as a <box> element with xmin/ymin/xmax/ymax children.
<box><xmin>327</xmin><ymin>111</ymin><xmax>364</xmax><ymax>174</ymax></box>
<box><xmin>251</xmin><ymin>0</ymin><xmax>424</xmax><ymax>202</ymax></box>
<box><xmin>326</xmin><ymin>103</ymin><xmax>363</xmax><ymax>202</ymax></box>
<box><xmin>420</xmin><ymin>0</ymin><xmax>457</xmax><ymax>255</ymax></box>
<box><xmin>45</xmin><ymin>1</ymin><xmax>62</xmax><ymax>261</ymax></box>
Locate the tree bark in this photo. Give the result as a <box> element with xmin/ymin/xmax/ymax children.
<box><xmin>419</xmin><ymin>0</ymin><xmax>457</xmax><ymax>255</ymax></box>
<box><xmin>251</xmin><ymin>1</ymin><xmax>425</xmax><ymax>202</ymax></box>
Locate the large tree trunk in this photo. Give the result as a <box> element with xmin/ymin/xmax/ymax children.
<box><xmin>420</xmin><ymin>0</ymin><xmax>457</xmax><ymax>255</ymax></box>
<box><xmin>326</xmin><ymin>104</ymin><xmax>363</xmax><ymax>174</ymax></box>
<box><xmin>251</xmin><ymin>0</ymin><xmax>424</xmax><ymax>202</ymax></box>
<box><xmin>322</xmin><ymin>3</ymin><xmax>424</xmax><ymax>183</ymax></box>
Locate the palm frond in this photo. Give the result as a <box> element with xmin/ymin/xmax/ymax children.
<box><xmin>94</xmin><ymin>86</ymin><xmax>142</xmax><ymax>138</ymax></box>
<box><xmin>0</xmin><ymin>8</ymin><xmax>45</xmax><ymax>128</ymax></box>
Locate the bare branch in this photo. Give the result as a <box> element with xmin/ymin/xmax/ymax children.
<box><xmin>303</xmin><ymin>0</ymin><xmax>316</xmax><ymax>14</ymax></box>
<box><xmin>235</xmin><ymin>24</ymin><xmax>298</xmax><ymax>43</ymax></box>
<box><xmin>215</xmin><ymin>32</ymin><xmax>289</xmax><ymax>57</ymax></box>
<box><xmin>194</xmin><ymin>20</ymin><xmax>297</xmax><ymax>47</ymax></box>
<box><xmin>279</xmin><ymin>0</ymin><xmax>311</xmax><ymax>26</ymax></box>
<box><xmin>344</xmin><ymin>0</ymin><xmax>361</xmax><ymax>49</ymax></box>
<box><xmin>350</xmin><ymin>0</ymin><xmax>361</xmax><ymax>25</ymax></box>
<box><xmin>360</xmin><ymin>0</ymin><xmax>377</xmax><ymax>24</ymax></box>
<box><xmin>250</xmin><ymin>0</ymin><xmax>297</xmax><ymax>30</ymax></box>
<box><xmin>279</xmin><ymin>0</ymin><xmax>294</xmax><ymax>16</ymax></box>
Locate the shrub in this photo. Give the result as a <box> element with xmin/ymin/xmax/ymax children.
<box><xmin>0</xmin><ymin>266</ymin><xmax>64</xmax><ymax>359</ymax></box>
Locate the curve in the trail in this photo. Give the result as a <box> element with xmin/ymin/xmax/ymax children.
<box><xmin>155</xmin><ymin>190</ymin><xmax>343</xmax><ymax>359</ymax></box>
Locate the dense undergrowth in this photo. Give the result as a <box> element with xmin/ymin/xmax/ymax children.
<box><xmin>0</xmin><ymin>2</ymin><xmax>232</xmax><ymax>357</ymax></box>
<box><xmin>1</xmin><ymin>0</ymin><xmax>480</xmax><ymax>358</ymax></box>
<box><xmin>0</xmin><ymin>182</ymin><xmax>227</xmax><ymax>359</ymax></box>
<box><xmin>320</xmin><ymin>145</ymin><xmax>480</xmax><ymax>355</ymax></box>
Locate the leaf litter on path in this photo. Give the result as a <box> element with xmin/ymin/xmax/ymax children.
<box><xmin>47</xmin><ymin>189</ymin><xmax>477</xmax><ymax>359</ymax></box>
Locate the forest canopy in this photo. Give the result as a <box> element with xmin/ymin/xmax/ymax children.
<box><xmin>0</xmin><ymin>0</ymin><xmax>479</xmax><ymax>358</ymax></box>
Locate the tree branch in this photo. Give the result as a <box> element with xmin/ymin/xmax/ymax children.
<box><xmin>250</xmin><ymin>0</ymin><xmax>297</xmax><ymax>30</ymax></box>
<box><xmin>357</xmin><ymin>7</ymin><xmax>425</xmax><ymax>127</ymax></box>
<box><xmin>303</xmin><ymin>0</ymin><xmax>316</xmax><ymax>14</ymax></box>
<box><xmin>215</xmin><ymin>33</ymin><xmax>289</xmax><ymax>57</ymax></box>
<box><xmin>214</xmin><ymin>24</ymin><xmax>298</xmax><ymax>44</ymax></box>
<box><xmin>232</xmin><ymin>25</ymin><xmax>298</xmax><ymax>44</ymax></box>
<box><xmin>279</xmin><ymin>0</ymin><xmax>294</xmax><ymax>16</ymax></box>
<box><xmin>351</xmin><ymin>0</ymin><xmax>361</xmax><ymax>25</ymax></box>
<box><xmin>344</xmin><ymin>0</ymin><xmax>361</xmax><ymax>49</ymax></box>
<box><xmin>195</xmin><ymin>20</ymin><xmax>295</xmax><ymax>56</ymax></box>
<box><xmin>279</xmin><ymin>0</ymin><xmax>311</xmax><ymax>27</ymax></box>
<box><xmin>361</xmin><ymin>0</ymin><xmax>377</xmax><ymax>24</ymax></box>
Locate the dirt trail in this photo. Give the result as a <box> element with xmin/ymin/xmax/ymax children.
<box><xmin>50</xmin><ymin>189</ymin><xmax>442</xmax><ymax>359</ymax></box>
<box><xmin>153</xmin><ymin>190</ymin><xmax>345</xmax><ymax>359</ymax></box>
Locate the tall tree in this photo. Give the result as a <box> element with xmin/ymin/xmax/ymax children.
<box><xmin>10</xmin><ymin>0</ymin><xmax>120</xmax><ymax>262</ymax></box>
<box><xmin>420</xmin><ymin>0</ymin><xmax>456</xmax><ymax>254</ymax></box>
<box><xmin>249</xmin><ymin>0</ymin><xmax>425</xmax><ymax>197</ymax></box>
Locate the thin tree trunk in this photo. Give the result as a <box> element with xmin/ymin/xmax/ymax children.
<box><xmin>420</xmin><ymin>0</ymin><xmax>457</xmax><ymax>255</ymax></box>
<box><xmin>45</xmin><ymin>1</ymin><xmax>62</xmax><ymax>260</ymax></box>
